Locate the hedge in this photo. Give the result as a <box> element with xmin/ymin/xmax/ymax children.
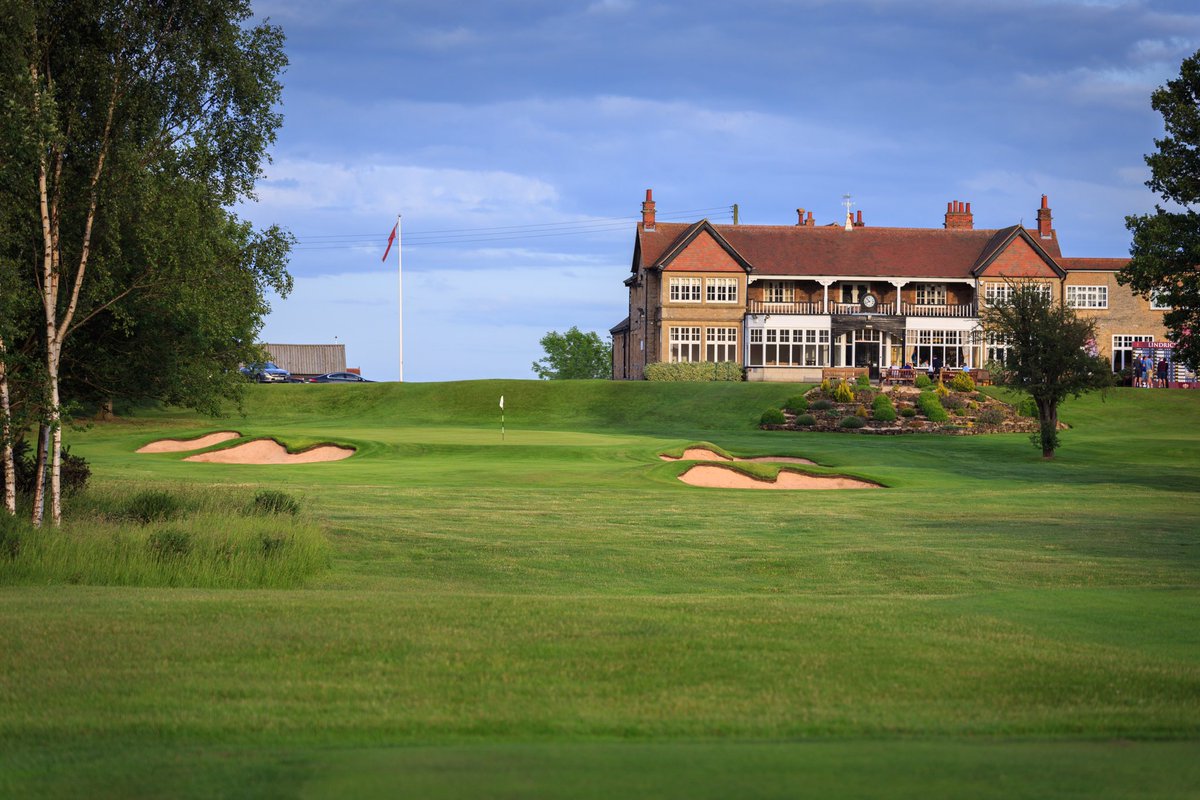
<box><xmin>644</xmin><ymin>362</ymin><xmax>744</xmax><ymax>382</ymax></box>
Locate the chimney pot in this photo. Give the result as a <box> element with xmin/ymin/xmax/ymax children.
<box><xmin>797</xmin><ymin>208</ymin><xmax>805</xmax><ymax>225</ymax></box>
<box><xmin>807</xmin><ymin>211</ymin><xmax>814</xmax><ymax>226</ymax></box>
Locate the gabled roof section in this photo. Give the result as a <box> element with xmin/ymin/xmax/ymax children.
<box><xmin>643</xmin><ymin>219</ymin><xmax>753</xmax><ymax>273</ymax></box>
<box><xmin>971</xmin><ymin>225</ymin><xmax>1066</xmax><ymax>278</ymax></box>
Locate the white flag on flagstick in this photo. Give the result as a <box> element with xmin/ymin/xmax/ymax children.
<box><xmin>499</xmin><ymin>395</ymin><xmax>504</xmax><ymax>410</ymax></box>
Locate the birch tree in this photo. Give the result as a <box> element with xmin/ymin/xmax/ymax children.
<box><xmin>2</xmin><ymin>0</ymin><xmax>288</xmax><ymax>524</ymax></box>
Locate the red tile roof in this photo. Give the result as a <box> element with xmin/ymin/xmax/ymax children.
<box><xmin>635</xmin><ymin>221</ymin><xmax>1074</xmax><ymax>279</ymax></box>
<box><xmin>1059</xmin><ymin>257</ymin><xmax>1129</xmax><ymax>271</ymax></box>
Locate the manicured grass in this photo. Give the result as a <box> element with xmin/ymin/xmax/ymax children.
<box><xmin>1</xmin><ymin>380</ymin><xmax>1198</xmax><ymax>798</ymax></box>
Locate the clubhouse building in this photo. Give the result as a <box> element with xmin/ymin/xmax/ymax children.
<box><xmin>611</xmin><ymin>190</ymin><xmax>1175</xmax><ymax>382</ymax></box>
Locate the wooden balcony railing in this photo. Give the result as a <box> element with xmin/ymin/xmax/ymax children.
<box><xmin>901</xmin><ymin>302</ymin><xmax>976</xmax><ymax>318</ymax></box>
<box><xmin>748</xmin><ymin>300</ymin><xmax>822</xmax><ymax>315</ymax></box>
<box><xmin>749</xmin><ymin>300</ymin><xmax>979</xmax><ymax>318</ymax></box>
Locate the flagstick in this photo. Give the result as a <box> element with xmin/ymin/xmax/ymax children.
<box><xmin>403</xmin><ymin>214</ymin><xmax>408</xmax><ymax>383</ymax></box>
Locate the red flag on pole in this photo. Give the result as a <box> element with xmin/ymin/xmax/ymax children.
<box><xmin>381</xmin><ymin>223</ymin><xmax>398</xmax><ymax>262</ymax></box>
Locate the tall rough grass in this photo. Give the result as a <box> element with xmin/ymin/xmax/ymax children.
<box><xmin>0</xmin><ymin>485</ymin><xmax>329</xmax><ymax>588</ymax></box>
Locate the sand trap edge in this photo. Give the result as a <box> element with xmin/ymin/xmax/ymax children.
<box><xmin>183</xmin><ymin>437</ymin><xmax>355</xmax><ymax>465</ymax></box>
<box><xmin>136</xmin><ymin>431</ymin><xmax>241</xmax><ymax>453</ymax></box>
<box><xmin>660</xmin><ymin>446</ymin><xmax>816</xmax><ymax>465</ymax></box>
<box><xmin>678</xmin><ymin>464</ymin><xmax>880</xmax><ymax>490</ymax></box>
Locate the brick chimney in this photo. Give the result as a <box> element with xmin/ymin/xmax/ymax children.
<box><xmin>797</xmin><ymin>208</ymin><xmax>805</xmax><ymax>226</ymax></box>
<box><xmin>853</xmin><ymin>210</ymin><xmax>865</xmax><ymax>228</ymax></box>
<box><xmin>1036</xmin><ymin>194</ymin><xmax>1053</xmax><ymax>239</ymax></box>
<box><xmin>944</xmin><ymin>200</ymin><xmax>974</xmax><ymax>230</ymax></box>
<box><xmin>641</xmin><ymin>188</ymin><xmax>656</xmax><ymax>230</ymax></box>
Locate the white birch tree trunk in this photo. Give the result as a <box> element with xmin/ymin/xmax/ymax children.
<box><xmin>0</xmin><ymin>337</ymin><xmax>15</xmax><ymax>516</ymax></box>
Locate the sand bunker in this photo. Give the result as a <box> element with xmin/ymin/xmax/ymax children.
<box><xmin>183</xmin><ymin>438</ymin><xmax>354</xmax><ymax>464</ymax></box>
<box><xmin>679</xmin><ymin>464</ymin><xmax>878</xmax><ymax>490</ymax></box>
<box><xmin>660</xmin><ymin>447</ymin><xmax>815</xmax><ymax>465</ymax></box>
<box><xmin>137</xmin><ymin>431</ymin><xmax>241</xmax><ymax>453</ymax></box>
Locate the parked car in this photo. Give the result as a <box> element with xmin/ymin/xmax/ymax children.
<box><xmin>307</xmin><ymin>372</ymin><xmax>373</xmax><ymax>383</ymax></box>
<box><xmin>240</xmin><ymin>361</ymin><xmax>291</xmax><ymax>383</ymax></box>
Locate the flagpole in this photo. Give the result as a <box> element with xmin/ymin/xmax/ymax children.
<box><xmin>403</xmin><ymin>212</ymin><xmax>408</xmax><ymax>381</ymax></box>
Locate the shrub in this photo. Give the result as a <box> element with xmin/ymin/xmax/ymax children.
<box><xmin>872</xmin><ymin>393</ymin><xmax>897</xmax><ymax>422</ymax></box>
<box><xmin>855</xmin><ymin>403</ymin><xmax>869</xmax><ymax>418</ymax></box>
<box><xmin>0</xmin><ymin>439</ymin><xmax>90</xmax><ymax>499</ymax></box>
<box><xmin>124</xmin><ymin>490</ymin><xmax>184</xmax><ymax>524</ymax></box>
<box><xmin>783</xmin><ymin>395</ymin><xmax>809</xmax><ymax>413</ymax></box>
<box><xmin>794</xmin><ymin>413</ymin><xmax>816</xmax><ymax>426</ymax></box>
<box><xmin>900</xmin><ymin>407</ymin><xmax>917</xmax><ymax>418</ymax></box>
<box><xmin>252</xmin><ymin>490</ymin><xmax>299</xmax><ymax>516</ymax></box>
<box><xmin>810</xmin><ymin>399</ymin><xmax>833</xmax><ymax>411</ymax></box>
<box><xmin>950</xmin><ymin>371</ymin><xmax>976</xmax><ymax>393</ymax></box>
<box><xmin>917</xmin><ymin>391</ymin><xmax>949</xmax><ymax>422</ymax></box>
<box><xmin>840</xmin><ymin>415</ymin><xmax>866</xmax><ymax>429</ymax></box>
<box><xmin>940</xmin><ymin>393</ymin><xmax>966</xmax><ymax>410</ymax></box>
<box><xmin>832</xmin><ymin>381</ymin><xmax>855</xmax><ymax>403</ymax></box>
<box><xmin>984</xmin><ymin>359</ymin><xmax>1006</xmax><ymax>384</ymax></box>
<box><xmin>760</xmin><ymin>408</ymin><xmax>787</xmax><ymax>426</ymax></box>
<box><xmin>934</xmin><ymin>380</ymin><xmax>950</xmax><ymax>398</ymax></box>
<box><xmin>1017</xmin><ymin>396</ymin><xmax>1038</xmax><ymax>418</ymax></box>
<box><xmin>976</xmin><ymin>408</ymin><xmax>1006</xmax><ymax>425</ymax></box>
<box><xmin>147</xmin><ymin>527</ymin><xmax>193</xmax><ymax>561</ymax></box>
<box><xmin>820</xmin><ymin>378</ymin><xmax>833</xmax><ymax>394</ymax></box>
<box><xmin>644</xmin><ymin>362</ymin><xmax>743</xmax><ymax>382</ymax></box>
<box><xmin>914</xmin><ymin>373</ymin><xmax>932</xmax><ymax>389</ymax></box>
<box><xmin>60</xmin><ymin>447</ymin><xmax>91</xmax><ymax>497</ymax></box>
<box><xmin>855</xmin><ymin>374</ymin><xmax>870</xmax><ymax>388</ymax></box>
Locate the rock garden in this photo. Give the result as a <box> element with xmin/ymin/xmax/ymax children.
<box><xmin>761</xmin><ymin>372</ymin><xmax>1042</xmax><ymax>435</ymax></box>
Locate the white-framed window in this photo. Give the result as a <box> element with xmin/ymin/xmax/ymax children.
<box><xmin>985</xmin><ymin>331</ymin><xmax>1009</xmax><ymax>365</ymax></box>
<box><xmin>669</xmin><ymin>326</ymin><xmax>702</xmax><ymax>362</ymax></box>
<box><xmin>764</xmin><ymin>281</ymin><xmax>793</xmax><ymax>303</ymax></box>
<box><xmin>748</xmin><ymin>328</ymin><xmax>830</xmax><ymax>367</ymax></box>
<box><xmin>706</xmin><ymin>327</ymin><xmax>738</xmax><ymax>362</ymax></box>
<box><xmin>1150</xmin><ymin>290</ymin><xmax>1172</xmax><ymax>310</ymax></box>
<box><xmin>706</xmin><ymin>277</ymin><xmax>739</xmax><ymax>303</ymax></box>
<box><xmin>1066</xmin><ymin>285</ymin><xmax>1108</xmax><ymax>309</ymax></box>
<box><xmin>914</xmin><ymin>284</ymin><xmax>947</xmax><ymax>305</ymax></box>
<box><xmin>668</xmin><ymin>277</ymin><xmax>701</xmax><ymax>303</ymax></box>
<box><xmin>1112</xmin><ymin>333</ymin><xmax>1154</xmax><ymax>372</ymax></box>
<box><xmin>983</xmin><ymin>282</ymin><xmax>1051</xmax><ymax>305</ymax></box>
<box><xmin>911</xmin><ymin>329</ymin><xmax>969</xmax><ymax>368</ymax></box>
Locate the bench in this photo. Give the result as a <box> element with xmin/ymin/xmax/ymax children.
<box><xmin>880</xmin><ymin>367</ymin><xmax>916</xmax><ymax>386</ymax></box>
<box><xmin>936</xmin><ymin>368</ymin><xmax>993</xmax><ymax>386</ymax></box>
<box><xmin>821</xmin><ymin>367</ymin><xmax>869</xmax><ymax>383</ymax></box>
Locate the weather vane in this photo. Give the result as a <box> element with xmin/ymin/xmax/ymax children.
<box><xmin>842</xmin><ymin>193</ymin><xmax>854</xmax><ymax>214</ymax></box>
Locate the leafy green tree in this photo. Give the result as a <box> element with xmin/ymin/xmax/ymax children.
<box><xmin>1122</xmin><ymin>48</ymin><xmax>1200</xmax><ymax>369</ymax></box>
<box><xmin>0</xmin><ymin>0</ymin><xmax>290</xmax><ymax>524</ymax></box>
<box><xmin>532</xmin><ymin>327</ymin><xmax>612</xmax><ymax>380</ymax></box>
<box><xmin>980</xmin><ymin>282</ymin><xmax>1113</xmax><ymax>459</ymax></box>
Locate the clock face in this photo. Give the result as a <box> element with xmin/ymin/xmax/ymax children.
<box><xmin>862</xmin><ymin>293</ymin><xmax>878</xmax><ymax>309</ymax></box>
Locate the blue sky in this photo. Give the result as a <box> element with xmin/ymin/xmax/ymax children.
<box><xmin>242</xmin><ymin>0</ymin><xmax>1200</xmax><ymax>382</ymax></box>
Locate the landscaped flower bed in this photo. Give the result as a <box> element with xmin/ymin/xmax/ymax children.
<box><xmin>763</xmin><ymin>378</ymin><xmax>1041</xmax><ymax>435</ymax></box>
